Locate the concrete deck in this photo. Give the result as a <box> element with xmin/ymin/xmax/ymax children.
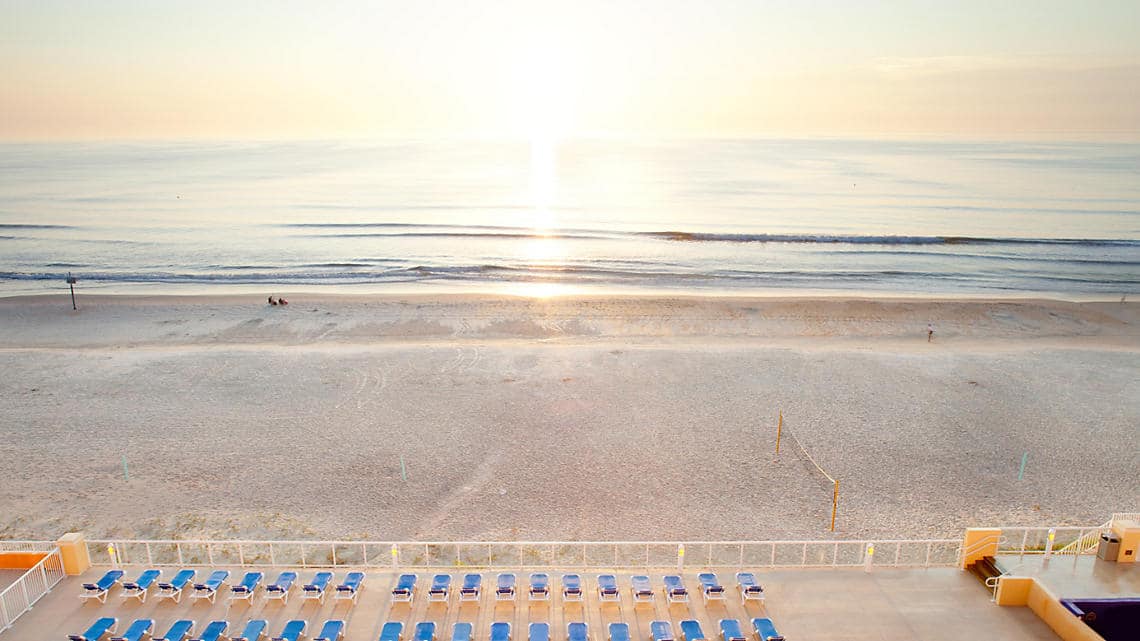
<box><xmin>4</xmin><ymin>567</ymin><xmax>1062</xmax><ymax>641</ymax></box>
<box><xmin>997</xmin><ymin>553</ymin><xmax>1140</xmax><ymax>598</ymax></box>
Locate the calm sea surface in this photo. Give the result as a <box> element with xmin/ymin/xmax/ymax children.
<box><xmin>1</xmin><ymin>139</ymin><xmax>1137</xmax><ymax>298</ymax></box>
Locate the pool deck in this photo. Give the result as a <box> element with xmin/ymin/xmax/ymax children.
<box><xmin>5</xmin><ymin>567</ymin><xmax>1067</xmax><ymax>641</ymax></box>
<box><xmin>997</xmin><ymin>553</ymin><xmax>1140</xmax><ymax>598</ymax></box>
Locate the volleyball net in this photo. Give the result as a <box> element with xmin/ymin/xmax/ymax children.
<box><xmin>775</xmin><ymin>412</ymin><xmax>840</xmax><ymax>531</ymax></box>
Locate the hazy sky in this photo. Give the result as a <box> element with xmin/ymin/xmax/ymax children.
<box><xmin>2</xmin><ymin>0</ymin><xmax>1138</xmax><ymax>140</ymax></box>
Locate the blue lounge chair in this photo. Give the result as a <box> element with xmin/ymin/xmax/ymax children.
<box><xmin>315</xmin><ymin>620</ymin><xmax>346</xmax><ymax>641</ymax></box>
<box><xmin>662</xmin><ymin>575</ymin><xmax>688</xmax><ymax>603</ymax></box>
<box><xmin>496</xmin><ymin>573</ymin><xmax>517</xmax><ymax>601</ymax></box>
<box><xmin>718</xmin><ymin>620</ymin><xmax>746</xmax><ymax>641</ymax></box>
<box><xmin>414</xmin><ymin>622</ymin><xmax>437</xmax><ymax>641</ymax></box>
<box><xmin>229</xmin><ymin>571</ymin><xmax>264</xmax><ymax>603</ymax></box>
<box><xmin>80</xmin><ymin>569</ymin><xmax>124</xmax><ymax>603</ymax></box>
<box><xmin>391</xmin><ymin>573</ymin><xmax>417</xmax><ymax>603</ymax></box>
<box><xmin>335</xmin><ymin>571</ymin><xmax>365</xmax><ymax>603</ymax></box>
<box><xmin>190</xmin><ymin>569</ymin><xmax>230</xmax><ymax>603</ymax></box>
<box><xmin>597</xmin><ymin>574</ymin><xmax>619</xmax><ymax>602</ymax></box>
<box><xmin>459</xmin><ymin>573</ymin><xmax>482</xmax><ymax>602</ymax></box>
<box><xmin>734</xmin><ymin>573</ymin><xmax>764</xmax><ymax>603</ymax></box>
<box><xmin>630</xmin><ymin>575</ymin><xmax>653</xmax><ymax>603</ymax></box>
<box><xmin>530</xmin><ymin>623</ymin><xmax>550</xmax><ymax>641</ymax></box>
<box><xmin>490</xmin><ymin>622</ymin><xmax>511</xmax><ymax>641</ymax></box>
<box><xmin>562</xmin><ymin>574</ymin><xmax>583</xmax><ymax>602</ymax></box>
<box><xmin>155</xmin><ymin>619</ymin><xmax>195</xmax><ymax>641</ymax></box>
<box><xmin>233</xmin><ymin>619</ymin><xmax>269</xmax><ymax>641</ymax></box>
<box><xmin>303</xmin><ymin>571</ymin><xmax>334</xmax><ymax>603</ymax></box>
<box><xmin>650</xmin><ymin>621</ymin><xmax>674</xmax><ymax>641</ymax></box>
<box><xmin>429</xmin><ymin>574</ymin><xmax>451</xmax><ymax>602</ymax></box>
<box><xmin>265</xmin><ymin>570</ymin><xmax>298</xmax><ymax>603</ymax></box>
<box><xmin>698</xmin><ymin>573</ymin><xmax>725</xmax><ymax>603</ymax></box>
<box><xmin>529</xmin><ymin>573</ymin><xmax>550</xmax><ymax>601</ymax></box>
<box><xmin>156</xmin><ymin>569</ymin><xmax>196</xmax><ymax>603</ymax></box>
<box><xmin>380</xmin><ymin>622</ymin><xmax>405</xmax><ymax>641</ymax></box>
<box><xmin>607</xmin><ymin>623</ymin><xmax>629</xmax><ymax>641</ymax></box>
<box><xmin>271</xmin><ymin>620</ymin><xmax>306</xmax><ymax>641</ymax></box>
<box><xmin>749</xmin><ymin>619</ymin><xmax>783</xmax><ymax>641</ymax></box>
<box><xmin>110</xmin><ymin>619</ymin><xmax>153</xmax><ymax>641</ymax></box>
<box><xmin>69</xmin><ymin>616</ymin><xmax>117</xmax><ymax>641</ymax></box>
<box><xmin>451</xmin><ymin>623</ymin><xmax>473</xmax><ymax>641</ymax></box>
<box><xmin>679</xmin><ymin>621</ymin><xmax>705</xmax><ymax>641</ymax></box>
<box><xmin>567</xmin><ymin>622</ymin><xmax>588</xmax><ymax>641</ymax></box>
<box><xmin>190</xmin><ymin>621</ymin><xmax>228</xmax><ymax>641</ymax></box>
<box><xmin>121</xmin><ymin>569</ymin><xmax>161</xmax><ymax>603</ymax></box>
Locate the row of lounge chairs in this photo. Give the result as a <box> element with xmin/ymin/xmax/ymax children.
<box><xmin>68</xmin><ymin>617</ymin><xmax>345</xmax><ymax>641</ymax></box>
<box><xmin>375</xmin><ymin>618</ymin><xmax>784</xmax><ymax>641</ymax></box>
<box><xmin>396</xmin><ymin>572</ymin><xmax>764</xmax><ymax>605</ymax></box>
<box><xmin>80</xmin><ymin>569</ymin><xmax>365</xmax><ymax>605</ymax></box>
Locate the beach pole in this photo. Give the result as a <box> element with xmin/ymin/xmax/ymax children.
<box><xmin>122</xmin><ymin>455</ymin><xmax>129</xmax><ymax>482</ymax></box>
<box><xmin>830</xmin><ymin>480</ymin><xmax>839</xmax><ymax>532</ymax></box>
<box><xmin>1017</xmin><ymin>452</ymin><xmax>1028</xmax><ymax>480</ymax></box>
<box><xmin>400</xmin><ymin>455</ymin><xmax>407</xmax><ymax>482</ymax></box>
<box><xmin>775</xmin><ymin>411</ymin><xmax>783</xmax><ymax>454</ymax></box>
<box><xmin>66</xmin><ymin>272</ymin><xmax>78</xmax><ymax>310</ymax></box>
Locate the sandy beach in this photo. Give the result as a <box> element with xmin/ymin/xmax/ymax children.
<box><xmin>0</xmin><ymin>293</ymin><xmax>1136</xmax><ymax>542</ymax></box>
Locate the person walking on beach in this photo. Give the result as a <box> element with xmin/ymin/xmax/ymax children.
<box><xmin>927</xmin><ymin>323</ymin><xmax>934</xmax><ymax>342</ymax></box>
<box><xmin>268</xmin><ymin>296</ymin><xmax>277</xmax><ymax>306</ymax></box>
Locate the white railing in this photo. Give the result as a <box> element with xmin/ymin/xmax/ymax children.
<box><xmin>85</xmin><ymin>539</ymin><xmax>962</xmax><ymax>570</ymax></box>
<box><xmin>0</xmin><ymin>548</ymin><xmax>66</xmax><ymax>634</ymax></box>
<box><xmin>1111</xmin><ymin>512</ymin><xmax>1140</xmax><ymax>525</ymax></box>
<box><xmin>0</xmin><ymin>541</ymin><xmax>54</xmax><ymax>553</ymax></box>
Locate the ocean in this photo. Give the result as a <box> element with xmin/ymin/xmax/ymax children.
<box><xmin>1</xmin><ymin>138</ymin><xmax>1137</xmax><ymax>298</ymax></box>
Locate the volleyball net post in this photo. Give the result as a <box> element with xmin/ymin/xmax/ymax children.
<box><xmin>775</xmin><ymin>411</ymin><xmax>783</xmax><ymax>455</ymax></box>
<box><xmin>778</xmin><ymin>413</ymin><xmax>840</xmax><ymax>532</ymax></box>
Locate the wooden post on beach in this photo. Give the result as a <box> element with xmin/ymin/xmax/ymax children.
<box><xmin>775</xmin><ymin>411</ymin><xmax>783</xmax><ymax>454</ymax></box>
<box><xmin>830</xmin><ymin>480</ymin><xmax>839</xmax><ymax>532</ymax></box>
<box><xmin>66</xmin><ymin>272</ymin><xmax>78</xmax><ymax>310</ymax></box>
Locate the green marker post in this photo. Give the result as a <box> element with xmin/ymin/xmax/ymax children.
<box><xmin>400</xmin><ymin>455</ymin><xmax>407</xmax><ymax>482</ymax></box>
<box><xmin>122</xmin><ymin>455</ymin><xmax>130</xmax><ymax>481</ymax></box>
<box><xmin>1017</xmin><ymin>452</ymin><xmax>1027</xmax><ymax>481</ymax></box>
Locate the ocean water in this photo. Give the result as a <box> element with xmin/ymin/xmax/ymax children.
<box><xmin>1</xmin><ymin>138</ymin><xmax>1137</xmax><ymax>298</ymax></box>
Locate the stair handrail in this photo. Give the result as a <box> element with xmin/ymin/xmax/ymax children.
<box><xmin>958</xmin><ymin>533</ymin><xmax>1006</xmax><ymax>566</ymax></box>
<box><xmin>984</xmin><ymin>575</ymin><xmax>1001</xmax><ymax>601</ymax></box>
<box><xmin>1056</xmin><ymin>521</ymin><xmax>1111</xmax><ymax>556</ymax></box>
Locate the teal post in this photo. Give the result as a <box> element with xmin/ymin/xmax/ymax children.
<box><xmin>1017</xmin><ymin>452</ymin><xmax>1028</xmax><ymax>480</ymax></box>
<box><xmin>122</xmin><ymin>455</ymin><xmax>130</xmax><ymax>481</ymax></box>
<box><xmin>400</xmin><ymin>455</ymin><xmax>407</xmax><ymax>482</ymax></box>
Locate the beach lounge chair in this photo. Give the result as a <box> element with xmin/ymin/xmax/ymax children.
<box><xmin>528</xmin><ymin>573</ymin><xmax>550</xmax><ymax>601</ymax></box>
<box><xmin>597</xmin><ymin>574</ymin><xmax>619</xmax><ymax>602</ymax></box>
<box><xmin>379</xmin><ymin>622</ymin><xmax>405</xmax><ymax>641</ymax></box>
<box><xmin>630</xmin><ymin>575</ymin><xmax>653</xmax><ymax>603</ymax></box>
<box><xmin>229</xmin><ymin>571</ymin><xmax>264</xmax><ymax>603</ymax></box>
<box><xmin>80</xmin><ymin>569</ymin><xmax>124</xmax><ymax>603</ymax></box>
<box><xmin>567</xmin><ymin>622</ymin><xmax>588</xmax><ymax>641</ymax></box>
<box><xmin>428</xmin><ymin>574</ymin><xmax>451</xmax><ymax>602</ymax></box>
<box><xmin>607</xmin><ymin>624</ymin><xmax>629</xmax><ymax>641</ymax></box>
<box><xmin>265</xmin><ymin>570</ymin><xmax>298</xmax><ymax>604</ymax></box>
<box><xmin>302</xmin><ymin>571</ymin><xmax>334</xmax><ymax>603</ymax></box>
<box><xmin>335</xmin><ymin>571</ymin><xmax>365</xmax><ymax>603</ymax></box>
<box><xmin>649</xmin><ymin>621</ymin><xmax>674</xmax><ymax>641</ymax></box>
<box><xmin>120</xmin><ymin>569</ymin><xmax>161</xmax><ymax>603</ymax></box>
<box><xmin>271</xmin><ymin>620</ymin><xmax>307</xmax><ymax>641</ymax></box>
<box><xmin>749</xmin><ymin>619</ymin><xmax>784</xmax><ymax>641</ymax></box>
<box><xmin>530</xmin><ymin>623</ymin><xmax>550</xmax><ymax>641</ymax></box>
<box><xmin>496</xmin><ymin>573</ymin><xmax>517</xmax><ymax>601</ymax></box>
<box><xmin>414</xmin><ymin>622</ymin><xmax>437</xmax><ymax>641</ymax></box>
<box><xmin>490</xmin><ymin>623</ymin><xmax>512</xmax><ymax>641</ymax></box>
<box><xmin>233</xmin><ymin>619</ymin><xmax>269</xmax><ymax>641</ymax></box>
<box><xmin>459</xmin><ymin>573</ymin><xmax>482</xmax><ymax>602</ymax></box>
<box><xmin>734</xmin><ymin>573</ymin><xmax>763</xmax><ymax>603</ymax></box>
<box><xmin>190</xmin><ymin>569</ymin><xmax>230</xmax><ymax>604</ymax></box>
<box><xmin>190</xmin><ymin>621</ymin><xmax>228</xmax><ymax>641</ymax></box>
<box><xmin>717</xmin><ymin>620</ymin><xmax>745</xmax><ymax>641</ymax></box>
<box><xmin>69</xmin><ymin>617</ymin><xmax>117</xmax><ymax>641</ymax></box>
<box><xmin>662</xmin><ymin>575</ymin><xmax>688</xmax><ymax>603</ymax></box>
<box><xmin>155</xmin><ymin>569</ymin><xmax>196</xmax><ymax>603</ymax></box>
<box><xmin>698</xmin><ymin>573</ymin><xmax>725</xmax><ymax>603</ymax></box>
<box><xmin>561</xmin><ymin>574</ymin><xmax>583</xmax><ymax>602</ymax></box>
<box><xmin>315</xmin><ymin>620</ymin><xmax>346</xmax><ymax>641</ymax></box>
<box><xmin>451</xmin><ymin>623</ymin><xmax>472</xmax><ymax>641</ymax></box>
<box><xmin>391</xmin><ymin>573</ymin><xmax>417</xmax><ymax>603</ymax></box>
<box><xmin>155</xmin><ymin>619</ymin><xmax>195</xmax><ymax>641</ymax></box>
<box><xmin>679</xmin><ymin>621</ymin><xmax>705</xmax><ymax>641</ymax></box>
<box><xmin>110</xmin><ymin>619</ymin><xmax>154</xmax><ymax>641</ymax></box>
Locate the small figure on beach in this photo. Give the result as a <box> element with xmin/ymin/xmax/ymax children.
<box><xmin>268</xmin><ymin>296</ymin><xmax>277</xmax><ymax>306</ymax></box>
<box><xmin>278</xmin><ymin>297</ymin><xmax>288</xmax><ymax>305</ymax></box>
<box><xmin>927</xmin><ymin>323</ymin><xmax>935</xmax><ymax>342</ymax></box>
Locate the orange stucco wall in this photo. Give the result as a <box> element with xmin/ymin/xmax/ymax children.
<box><xmin>0</xmin><ymin>551</ymin><xmax>49</xmax><ymax>570</ymax></box>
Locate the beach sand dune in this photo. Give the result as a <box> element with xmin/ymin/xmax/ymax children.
<box><xmin>0</xmin><ymin>294</ymin><xmax>1136</xmax><ymax>541</ymax></box>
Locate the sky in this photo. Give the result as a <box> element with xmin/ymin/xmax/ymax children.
<box><xmin>2</xmin><ymin>0</ymin><xmax>1139</xmax><ymax>141</ymax></box>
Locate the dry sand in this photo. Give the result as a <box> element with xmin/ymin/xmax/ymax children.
<box><xmin>0</xmin><ymin>293</ymin><xmax>1136</xmax><ymax>542</ymax></box>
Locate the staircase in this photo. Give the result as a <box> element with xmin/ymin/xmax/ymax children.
<box><xmin>966</xmin><ymin>556</ymin><xmax>1004</xmax><ymax>599</ymax></box>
